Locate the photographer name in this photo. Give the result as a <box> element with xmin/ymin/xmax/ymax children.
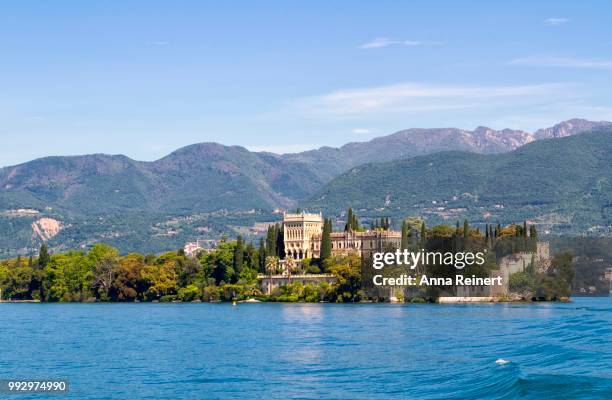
<box><xmin>372</xmin><ymin>274</ymin><xmax>503</xmax><ymax>287</ymax></box>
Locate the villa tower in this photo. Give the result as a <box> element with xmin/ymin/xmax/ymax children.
<box><xmin>283</xmin><ymin>212</ymin><xmax>323</xmax><ymax>260</ymax></box>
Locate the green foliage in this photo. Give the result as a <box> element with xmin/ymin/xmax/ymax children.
<box><xmin>268</xmin><ymin>281</ymin><xmax>330</xmax><ymax>303</ymax></box>
<box><xmin>305</xmin><ymin>132</ymin><xmax>612</xmax><ymax>235</ymax></box>
<box><xmin>345</xmin><ymin>207</ymin><xmax>360</xmax><ymax>231</ymax></box>
<box><xmin>306</xmin><ymin>264</ymin><xmax>321</xmax><ymax>274</ymax></box>
<box><xmin>431</xmin><ymin>224</ymin><xmax>455</xmax><ymax>238</ymax></box>
<box><xmin>43</xmin><ymin>251</ymin><xmax>93</xmax><ymax>302</ymax></box>
<box><xmin>38</xmin><ymin>244</ymin><xmax>50</xmax><ymax>269</ymax></box>
<box><xmin>178</xmin><ymin>284</ymin><xmax>200</xmax><ymax>301</ymax></box>
<box><xmin>204</xmin><ymin>241</ymin><xmax>235</xmax><ymax>285</ymax></box>
<box><xmin>326</xmin><ymin>254</ymin><xmax>363</xmax><ymax>302</ymax></box>
<box><xmin>320</xmin><ymin>218</ymin><xmax>332</xmax><ymax>263</ymax></box>
<box><xmin>233</xmin><ymin>235</ymin><xmax>244</xmax><ymax>276</ymax></box>
<box><xmin>141</xmin><ymin>262</ymin><xmax>178</xmax><ymax>301</ymax></box>
<box><xmin>509</xmin><ymin>271</ymin><xmax>535</xmax><ymax>294</ymax></box>
<box><xmin>507</xmin><ymin>251</ymin><xmax>575</xmax><ymax>300</ymax></box>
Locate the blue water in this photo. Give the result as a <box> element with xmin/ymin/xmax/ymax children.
<box><xmin>1</xmin><ymin>297</ymin><xmax>610</xmax><ymax>400</ymax></box>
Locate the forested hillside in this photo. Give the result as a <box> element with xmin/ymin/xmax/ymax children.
<box><xmin>305</xmin><ymin>131</ymin><xmax>612</xmax><ymax>234</ymax></box>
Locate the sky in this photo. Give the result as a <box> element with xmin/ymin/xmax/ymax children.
<box><xmin>1</xmin><ymin>0</ymin><xmax>612</xmax><ymax>166</ymax></box>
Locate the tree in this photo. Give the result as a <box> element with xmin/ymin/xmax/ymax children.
<box><xmin>283</xmin><ymin>257</ymin><xmax>296</xmax><ymax>276</ymax></box>
<box><xmin>431</xmin><ymin>224</ymin><xmax>455</xmax><ymax>238</ymax></box>
<box><xmin>265</xmin><ymin>256</ymin><xmax>280</xmax><ymax>275</ymax></box>
<box><xmin>529</xmin><ymin>225</ymin><xmax>538</xmax><ymax>240</ymax></box>
<box><xmin>345</xmin><ymin>207</ymin><xmax>359</xmax><ymax>231</ymax></box>
<box><xmin>258</xmin><ymin>238</ymin><xmax>267</xmax><ymax>272</ymax></box>
<box><xmin>529</xmin><ymin>225</ymin><xmax>538</xmax><ymax>251</ymax></box>
<box><xmin>233</xmin><ymin>235</ymin><xmax>244</xmax><ymax>277</ymax></box>
<box><xmin>38</xmin><ymin>244</ymin><xmax>50</xmax><ymax>269</ymax></box>
<box><xmin>327</xmin><ymin>254</ymin><xmax>362</xmax><ymax>302</ymax></box>
<box><xmin>210</xmin><ymin>242</ymin><xmax>235</xmax><ymax>285</ymax></box>
<box><xmin>345</xmin><ymin>208</ymin><xmax>353</xmax><ymax>231</ymax></box>
<box><xmin>420</xmin><ymin>221</ymin><xmax>427</xmax><ymax>248</ymax></box>
<box><xmin>141</xmin><ymin>262</ymin><xmax>178</xmax><ymax>301</ymax></box>
<box><xmin>89</xmin><ymin>244</ymin><xmax>120</xmax><ymax>300</ymax></box>
<box><xmin>276</xmin><ymin>225</ymin><xmax>285</xmax><ymax>259</ymax></box>
<box><xmin>551</xmin><ymin>251</ymin><xmax>574</xmax><ymax>292</ymax></box>
<box><xmin>110</xmin><ymin>253</ymin><xmax>147</xmax><ymax>301</ymax></box>
<box><xmin>320</xmin><ymin>218</ymin><xmax>332</xmax><ymax>264</ymax></box>
<box><xmin>266</xmin><ymin>224</ymin><xmax>280</xmax><ymax>257</ymax></box>
<box><xmin>401</xmin><ymin>220</ymin><xmax>410</xmax><ymax>250</ymax></box>
<box><xmin>43</xmin><ymin>251</ymin><xmax>92</xmax><ymax>301</ymax></box>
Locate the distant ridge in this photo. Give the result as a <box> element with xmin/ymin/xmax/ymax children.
<box><xmin>0</xmin><ymin>118</ymin><xmax>609</xmax><ymax>255</ymax></box>
<box><xmin>1</xmin><ymin>118</ymin><xmax>608</xmax><ymax>213</ymax></box>
<box><xmin>282</xmin><ymin>118</ymin><xmax>612</xmax><ymax>179</ymax></box>
<box><xmin>303</xmin><ymin>130</ymin><xmax>612</xmax><ymax>235</ymax></box>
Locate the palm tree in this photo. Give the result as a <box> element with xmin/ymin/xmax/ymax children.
<box><xmin>283</xmin><ymin>257</ymin><xmax>296</xmax><ymax>276</ymax></box>
<box><xmin>265</xmin><ymin>256</ymin><xmax>280</xmax><ymax>276</ymax></box>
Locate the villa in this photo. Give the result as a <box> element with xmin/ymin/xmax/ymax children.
<box><xmin>283</xmin><ymin>211</ymin><xmax>401</xmax><ymax>260</ymax></box>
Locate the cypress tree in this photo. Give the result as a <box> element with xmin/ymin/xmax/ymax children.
<box><xmin>529</xmin><ymin>225</ymin><xmax>538</xmax><ymax>252</ymax></box>
<box><xmin>38</xmin><ymin>244</ymin><xmax>50</xmax><ymax>269</ymax></box>
<box><xmin>245</xmin><ymin>242</ymin><xmax>256</xmax><ymax>269</ymax></box>
<box><xmin>258</xmin><ymin>238</ymin><xmax>267</xmax><ymax>272</ymax></box>
<box><xmin>463</xmin><ymin>219</ymin><xmax>469</xmax><ymax>240</ymax></box>
<box><xmin>320</xmin><ymin>218</ymin><xmax>332</xmax><ymax>263</ymax></box>
<box><xmin>233</xmin><ymin>235</ymin><xmax>244</xmax><ymax>276</ymax></box>
<box><xmin>401</xmin><ymin>220</ymin><xmax>410</xmax><ymax>250</ymax></box>
<box><xmin>276</xmin><ymin>224</ymin><xmax>285</xmax><ymax>259</ymax></box>
<box><xmin>266</xmin><ymin>225</ymin><xmax>277</xmax><ymax>256</ymax></box>
<box><xmin>345</xmin><ymin>208</ymin><xmax>353</xmax><ymax>231</ymax></box>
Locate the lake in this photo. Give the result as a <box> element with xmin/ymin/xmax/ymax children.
<box><xmin>1</xmin><ymin>297</ymin><xmax>610</xmax><ymax>399</ymax></box>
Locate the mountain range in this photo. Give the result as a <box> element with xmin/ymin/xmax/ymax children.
<box><xmin>305</xmin><ymin>131</ymin><xmax>611</xmax><ymax>235</ymax></box>
<box><xmin>0</xmin><ymin>118</ymin><xmax>610</xmax><ymax>255</ymax></box>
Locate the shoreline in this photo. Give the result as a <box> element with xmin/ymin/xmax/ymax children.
<box><xmin>0</xmin><ymin>297</ymin><xmax>574</xmax><ymax>304</ymax></box>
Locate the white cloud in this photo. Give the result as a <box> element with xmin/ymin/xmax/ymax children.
<box><xmin>510</xmin><ymin>56</ymin><xmax>612</xmax><ymax>69</ymax></box>
<box><xmin>352</xmin><ymin>128</ymin><xmax>371</xmax><ymax>134</ymax></box>
<box><xmin>359</xmin><ymin>38</ymin><xmax>401</xmax><ymax>49</ymax></box>
<box><xmin>146</xmin><ymin>41</ymin><xmax>169</xmax><ymax>46</ymax></box>
<box><xmin>544</xmin><ymin>17</ymin><xmax>569</xmax><ymax>26</ymax></box>
<box><xmin>359</xmin><ymin>38</ymin><xmax>439</xmax><ymax>49</ymax></box>
<box><xmin>292</xmin><ymin>82</ymin><xmax>569</xmax><ymax>117</ymax></box>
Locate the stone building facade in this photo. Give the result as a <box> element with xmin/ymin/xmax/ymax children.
<box><xmin>282</xmin><ymin>212</ymin><xmax>324</xmax><ymax>260</ymax></box>
<box><xmin>283</xmin><ymin>212</ymin><xmax>401</xmax><ymax>260</ymax></box>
